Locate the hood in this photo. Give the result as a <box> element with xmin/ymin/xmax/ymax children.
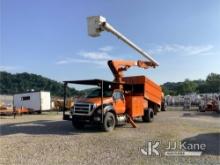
<box><xmin>76</xmin><ymin>97</ymin><xmax>113</xmax><ymax>106</ymax></box>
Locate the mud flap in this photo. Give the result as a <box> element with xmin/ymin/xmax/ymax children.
<box><xmin>126</xmin><ymin>114</ymin><xmax>137</xmax><ymax>128</ymax></box>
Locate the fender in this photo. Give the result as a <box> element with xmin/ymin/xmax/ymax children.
<box><xmin>104</xmin><ymin>104</ymin><xmax>114</xmax><ymax>113</ymax></box>
<box><xmin>95</xmin><ymin>104</ymin><xmax>114</xmax><ymax>115</ymax></box>
<box><xmin>93</xmin><ymin>104</ymin><xmax>116</xmax><ymax>123</ymax></box>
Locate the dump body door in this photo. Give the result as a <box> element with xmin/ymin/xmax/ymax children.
<box><xmin>112</xmin><ymin>90</ymin><xmax>126</xmax><ymax>114</ymax></box>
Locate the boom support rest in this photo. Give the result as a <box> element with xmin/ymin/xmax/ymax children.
<box><xmin>108</xmin><ymin>60</ymin><xmax>155</xmax><ymax>83</ymax></box>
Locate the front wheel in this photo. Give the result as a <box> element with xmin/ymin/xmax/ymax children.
<box><xmin>142</xmin><ymin>108</ymin><xmax>154</xmax><ymax>122</ymax></box>
<box><xmin>102</xmin><ymin>112</ymin><xmax>116</xmax><ymax>132</ymax></box>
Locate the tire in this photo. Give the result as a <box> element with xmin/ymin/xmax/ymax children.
<box><xmin>72</xmin><ymin>118</ymin><xmax>85</xmax><ymax>129</ymax></box>
<box><xmin>161</xmin><ymin>108</ymin><xmax>166</xmax><ymax>111</ymax></box>
<box><xmin>142</xmin><ymin>108</ymin><xmax>154</xmax><ymax>122</ymax></box>
<box><xmin>102</xmin><ymin>112</ymin><xmax>116</xmax><ymax>132</ymax></box>
<box><xmin>154</xmin><ymin>106</ymin><xmax>159</xmax><ymax>115</ymax></box>
<box><xmin>161</xmin><ymin>104</ymin><xmax>166</xmax><ymax>111</ymax></box>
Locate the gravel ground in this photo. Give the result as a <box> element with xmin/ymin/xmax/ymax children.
<box><xmin>0</xmin><ymin>109</ymin><xmax>220</xmax><ymax>165</ymax></box>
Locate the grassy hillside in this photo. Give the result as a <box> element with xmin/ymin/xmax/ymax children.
<box><xmin>0</xmin><ymin>71</ymin><xmax>82</xmax><ymax>97</ymax></box>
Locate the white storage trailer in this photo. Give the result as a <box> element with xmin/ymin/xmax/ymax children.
<box><xmin>13</xmin><ymin>91</ymin><xmax>51</xmax><ymax>113</ymax></box>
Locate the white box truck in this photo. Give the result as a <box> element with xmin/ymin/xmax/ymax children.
<box><xmin>13</xmin><ymin>91</ymin><xmax>51</xmax><ymax>113</ymax></box>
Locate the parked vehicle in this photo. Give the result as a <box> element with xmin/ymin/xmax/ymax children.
<box><xmin>62</xmin><ymin>16</ymin><xmax>165</xmax><ymax>131</ymax></box>
<box><xmin>63</xmin><ymin>76</ymin><xmax>165</xmax><ymax>131</ymax></box>
<box><xmin>199</xmin><ymin>97</ymin><xmax>220</xmax><ymax>113</ymax></box>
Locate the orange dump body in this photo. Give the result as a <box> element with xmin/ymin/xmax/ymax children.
<box><xmin>123</xmin><ymin>76</ymin><xmax>162</xmax><ymax>106</ymax></box>
<box><xmin>122</xmin><ymin>76</ymin><xmax>162</xmax><ymax>117</ymax></box>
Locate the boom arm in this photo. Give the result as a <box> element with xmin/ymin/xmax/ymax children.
<box><xmin>87</xmin><ymin>16</ymin><xmax>159</xmax><ymax>66</ymax></box>
<box><xmin>108</xmin><ymin>60</ymin><xmax>155</xmax><ymax>83</ymax></box>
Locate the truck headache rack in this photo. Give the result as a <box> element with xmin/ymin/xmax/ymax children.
<box><xmin>63</xmin><ymin>79</ymin><xmax>124</xmax><ymax>86</ymax></box>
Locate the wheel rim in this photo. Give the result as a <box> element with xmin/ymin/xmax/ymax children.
<box><xmin>107</xmin><ymin>116</ymin><xmax>114</xmax><ymax>128</ymax></box>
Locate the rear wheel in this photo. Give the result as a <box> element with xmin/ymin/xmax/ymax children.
<box><xmin>161</xmin><ymin>103</ymin><xmax>166</xmax><ymax>111</ymax></box>
<box><xmin>154</xmin><ymin>106</ymin><xmax>159</xmax><ymax>115</ymax></box>
<box><xmin>103</xmin><ymin>112</ymin><xmax>116</xmax><ymax>132</ymax></box>
<box><xmin>142</xmin><ymin>108</ymin><xmax>154</xmax><ymax>122</ymax></box>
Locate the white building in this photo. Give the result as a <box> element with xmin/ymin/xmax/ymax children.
<box><xmin>13</xmin><ymin>91</ymin><xmax>51</xmax><ymax>113</ymax></box>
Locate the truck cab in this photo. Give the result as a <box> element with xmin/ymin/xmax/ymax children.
<box><xmin>71</xmin><ymin>86</ymin><xmax>128</xmax><ymax>131</ymax></box>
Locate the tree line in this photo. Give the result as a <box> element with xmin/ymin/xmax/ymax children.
<box><xmin>162</xmin><ymin>73</ymin><xmax>220</xmax><ymax>95</ymax></box>
<box><xmin>0</xmin><ymin>71</ymin><xmax>219</xmax><ymax>97</ymax></box>
<box><xmin>0</xmin><ymin>71</ymin><xmax>82</xmax><ymax>97</ymax></box>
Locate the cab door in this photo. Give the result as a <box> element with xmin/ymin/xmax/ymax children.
<box><xmin>112</xmin><ymin>90</ymin><xmax>126</xmax><ymax>114</ymax></box>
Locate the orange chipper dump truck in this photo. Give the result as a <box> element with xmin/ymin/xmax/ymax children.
<box><xmin>63</xmin><ymin>61</ymin><xmax>165</xmax><ymax>131</ymax></box>
<box><xmin>62</xmin><ymin>16</ymin><xmax>166</xmax><ymax>131</ymax></box>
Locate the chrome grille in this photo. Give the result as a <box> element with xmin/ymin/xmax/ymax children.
<box><xmin>73</xmin><ymin>103</ymin><xmax>93</xmax><ymax>114</ymax></box>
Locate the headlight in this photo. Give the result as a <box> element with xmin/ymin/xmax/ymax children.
<box><xmin>92</xmin><ymin>104</ymin><xmax>97</xmax><ymax>110</ymax></box>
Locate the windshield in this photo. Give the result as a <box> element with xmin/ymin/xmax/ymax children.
<box><xmin>86</xmin><ymin>88</ymin><xmax>112</xmax><ymax>98</ymax></box>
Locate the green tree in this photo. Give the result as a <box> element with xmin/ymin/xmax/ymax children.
<box><xmin>0</xmin><ymin>71</ymin><xmax>82</xmax><ymax>97</ymax></box>
<box><xmin>180</xmin><ymin>79</ymin><xmax>197</xmax><ymax>94</ymax></box>
<box><xmin>206</xmin><ymin>73</ymin><xmax>220</xmax><ymax>92</ymax></box>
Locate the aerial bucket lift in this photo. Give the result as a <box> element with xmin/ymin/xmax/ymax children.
<box><xmin>86</xmin><ymin>16</ymin><xmax>162</xmax><ymax>128</ymax></box>
<box><xmin>63</xmin><ymin>16</ymin><xmax>164</xmax><ymax>131</ymax></box>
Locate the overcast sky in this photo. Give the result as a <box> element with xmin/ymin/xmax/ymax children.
<box><xmin>1</xmin><ymin>0</ymin><xmax>220</xmax><ymax>86</ymax></box>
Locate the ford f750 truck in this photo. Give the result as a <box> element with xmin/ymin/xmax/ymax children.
<box><xmin>63</xmin><ymin>74</ymin><xmax>165</xmax><ymax>132</ymax></box>
<box><xmin>62</xmin><ymin>16</ymin><xmax>165</xmax><ymax>131</ymax></box>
